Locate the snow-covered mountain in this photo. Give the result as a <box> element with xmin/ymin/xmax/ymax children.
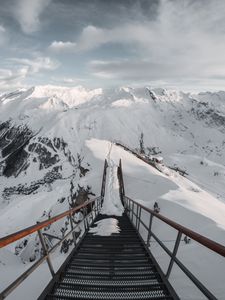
<box><xmin>1</xmin><ymin>85</ymin><xmax>225</xmax><ymax>299</ymax></box>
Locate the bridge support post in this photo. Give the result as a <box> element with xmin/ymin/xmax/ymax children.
<box><xmin>37</xmin><ymin>227</ymin><xmax>55</xmax><ymax>277</ymax></box>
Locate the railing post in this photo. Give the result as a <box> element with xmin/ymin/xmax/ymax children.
<box><xmin>166</xmin><ymin>231</ymin><xmax>182</xmax><ymax>279</ymax></box>
<box><xmin>118</xmin><ymin>159</ymin><xmax>125</xmax><ymax>205</ymax></box>
<box><xmin>132</xmin><ymin>201</ymin><xmax>134</xmax><ymax>223</ymax></box>
<box><xmin>85</xmin><ymin>207</ymin><xmax>90</xmax><ymax>230</ymax></box>
<box><xmin>69</xmin><ymin>213</ymin><xmax>76</xmax><ymax>246</ymax></box>
<box><xmin>147</xmin><ymin>213</ymin><xmax>154</xmax><ymax>247</ymax></box>
<box><xmin>137</xmin><ymin>206</ymin><xmax>141</xmax><ymax>232</ymax></box>
<box><xmin>136</xmin><ymin>204</ymin><xmax>139</xmax><ymax>228</ymax></box>
<box><xmin>128</xmin><ymin>199</ymin><xmax>130</xmax><ymax>217</ymax></box>
<box><xmin>98</xmin><ymin>197</ymin><xmax>101</xmax><ymax>213</ymax></box>
<box><xmin>101</xmin><ymin>159</ymin><xmax>108</xmax><ymax>202</ymax></box>
<box><xmin>37</xmin><ymin>226</ymin><xmax>55</xmax><ymax>277</ymax></box>
<box><xmin>94</xmin><ymin>201</ymin><xmax>97</xmax><ymax>218</ymax></box>
<box><xmin>83</xmin><ymin>208</ymin><xmax>88</xmax><ymax>231</ymax></box>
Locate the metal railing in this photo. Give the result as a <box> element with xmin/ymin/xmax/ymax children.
<box><xmin>101</xmin><ymin>159</ymin><xmax>108</xmax><ymax>199</ymax></box>
<box><xmin>0</xmin><ymin>159</ymin><xmax>108</xmax><ymax>299</ymax></box>
<box><xmin>0</xmin><ymin>196</ymin><xmax>102</xmax><ymax>299</ymax></box>
<box><xmin>124</xmin><ymin>196</ymin><xmax>225</xmax><ymax>300</ymax></box>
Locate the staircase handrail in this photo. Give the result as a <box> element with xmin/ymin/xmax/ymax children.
<box><xmin>124</xmin><ymin>196</ymin><xmax>225</xmax><ymax>300</ymax></box>
<box><xmin>0</xmin><ymin>196</ymin><xmax>101</xmax><ymax>248</ymax></box>
<box><xmin>125</xmin><ymin>196</ymin><xmax>225</xmax><ymax>257</ymax></box>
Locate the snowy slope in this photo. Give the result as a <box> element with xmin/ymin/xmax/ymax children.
<box><xmin>0</xmin><ymin>85</ymin><xmax>225</xmax><ymax>299</ymax></box>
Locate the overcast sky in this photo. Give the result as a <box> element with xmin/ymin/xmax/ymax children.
<box><xmin>1</xmin><ymin>0</ymin><xmax>225</xmax><ymax>92</ymax></box>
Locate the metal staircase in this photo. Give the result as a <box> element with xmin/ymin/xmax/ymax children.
<box><xmin>1</xmin><ymin>159</ymin><xmax>225</xmax><ymax>299</ymax></box>
<box><xmin>42</xmin><ymin>213</ymin><xmax>178</xmax><ymax>300</ymax></box>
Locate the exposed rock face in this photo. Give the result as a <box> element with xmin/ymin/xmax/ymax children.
<box><xmin>190</xmin><ymin>100</ymin><xmax>225</xmax><ymax>132</ymax></box>
<box><xmin>2</xmin><ymin>167</ymin><xmax>63</xmax><ymax>199</ymax></box>
<box><xmin>0</xmin><ymin>121</ymin><xmax>34</xmax><ymax>177</ymax></box>
<box><xmin>0</xmin><ymin>119</ymin><xmax>94</xmax><ymax>262</ymax></box>
<box><xmin>0</xmin><ymin>121</ymin><xmax>79</xmax><ymax>198</ymax></box>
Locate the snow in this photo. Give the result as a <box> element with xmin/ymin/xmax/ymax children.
<box><xmin>89</xmin><ymin>218</ymin><xmax>120</xmax><ymax>236</ymax></box>
<box><xmin>111</xmin><ymin>99</ymin><xmax>133</xmax><ymax>107</ymax></box>
<box><xmin>1</xmin><ymin>85</ymin><xmax>225</xmax><ymax>299</ymax></box>
<box><xmin>86</xmin><ymin>139</ymin><xmax>225</xmax><ymax>299</ymax></box>
<box><xmin>101</xmin><ymin>159</ymin><xmax>124</xmax><ymax>216</ymax></box>
<box><xmin>31</xmin><ymin>85</ymin><xmax>103</xmax><ymax>108</ymax></box>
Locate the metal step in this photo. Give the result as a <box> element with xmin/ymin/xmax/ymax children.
<box><xmin>62</xmin><ymin>272</ymin><xmax>160</xmax><ymax>282</ymax></box>
<box><xmin>43</xmin><ymin>213</ymin><xmax>177</xmax><ymax>300</ymax></box>
<box><xmin>68</xmin><ymin>261</ymin><xmax>152</xmax><ymax>268</ymax></box>
<box><xmin>78</xmin><ymin>248</ymin><xmax>146</xmax><ymax>254</ymax></box>
<box><xmin>54</xmin><ymin>282</ymin><xmax>167</xmax><ymax>292</ymax></box>
<box><xmin>60</xmin><ymin>277</ymin><xmax>161</xmax><ymax>287</ymax></box>
<box><xmin>65</xmin><ymin>268</ymin><xmax>158</xmax><ymax>276</ymax></box>
<box><xmin>72</xmin><ymin>255</ymin><xmax>149</xmax><ymax>261</ymax></box>
<box><xmin>82</xmin><ymin>239</ymin><xmax>140</xmax><ymax>244</ymax></box>
<box><xmin>64</xmin><ymin>264</ymin><xmax>156</xmax><ymax>272</ymax></box>
<box><xmin>48</xmin><ymin>286</ymin><xmax>171</xmax><ymax>299</ymax></box>
<box><xmin>74</xmin><ymin>252</ymin><xmax>147</xmax><ymax>258</ymax></box>
<box><xmin>79</xmin><ymin>243</ymin><xmax>144</xmax><ymax>249</ymax></box>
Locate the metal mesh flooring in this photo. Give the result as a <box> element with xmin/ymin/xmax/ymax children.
<box><xmin>44</xmin><ymin>214</ymin><xmax>177</xmax><ymax>300</ymax></box>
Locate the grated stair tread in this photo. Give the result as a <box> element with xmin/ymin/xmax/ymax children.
<box><xmin>43</xmin><ymin>213</ymin><xmax>177</xmax><ymax>300</ymax></box>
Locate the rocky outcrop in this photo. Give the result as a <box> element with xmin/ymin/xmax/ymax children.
<box><xmin>190</xmin><ymin>100</ymin><xmax>225</xmax><ymax>132</ymax></box>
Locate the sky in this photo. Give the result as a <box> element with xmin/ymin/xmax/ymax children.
<box><xmin>1</xmin><ymin>0</ymin><xmax>225</xmax><ymax>92</ymax></box>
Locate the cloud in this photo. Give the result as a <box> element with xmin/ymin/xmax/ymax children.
<box><xmin>63</xmin><ymin>78</ymin><xmax>79</xmax><ymax>84</ymax></box>
<box><xmin>49</xmin><ymin>0</ymin><xmax>225</xmax><ymax>63</ymax></box>
<box><xmin>0</xmin><ymin>25</ymin><xmax>5</xmax><ymax>33</ymax></box>
<box><xmin>9</xmin><ymin>56</ymin><xmax>59</xmax><ymax>73</ymax></box>
<box><xmin>2</xmin><ymin>0</ymin><xmax>225</xmax><ymax>90</ymax></box>
<box><xmin>0</xmin><ymin>24</ymin><xmax>7</xmax><ymax>46</ymax></box>
<box><xmin>49</xmin><ymin>24</ymin><xmax>141</xmax><ymax>53</ymax></box>
<box><xmin>48</xmin><ymin>24</ymin><xmax>107</xmax><ymax>52</ymax></box>
<box><xmin>90</xmin><ymin>59</ymin><xmax>176</xmax><ymax>81</ymax></box>
<box><xmin>14</xmin><ymin>0</ymin><xmax>51</xmax><ymax>34</ymax></box>
<box><xmin>0</xmin><ymin>67</ymin><xmax>29</xmax><ymax>91</ymax></box>
<box><xmin>0</xmin><ymin>56</ymin><xmax>59</xmax><ymax>92</ymax></box>
<box><xmin>81</xmin><ymin>0</ymin><xmax>225</xmax><ymax>89</ymax></box>
<box><xmin>49</xmin><ymin>41</ymin><xmax>77</xmax><ymax>52</ymax></box>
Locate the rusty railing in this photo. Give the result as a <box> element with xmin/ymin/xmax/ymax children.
<box><xmin>0</xmin><ymin>196</ymin><xmax>102</xmax><ymax>299</ymax></box>
<box><xmin>124</xmin><ymin>196</ymin><xmax>225</xmax><ymax>300</ymax></box>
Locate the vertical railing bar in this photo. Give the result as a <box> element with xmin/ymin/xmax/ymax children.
<box><xmin>99</xmin><ymin>197</ymin><xmax>101</xmax><ymax>213</ymax></box>
<box><xmin>83</xmin><ymin>207</ymin><xmax>87</xmax><ymax>231</ymax></box>
<box><xmin>136</xmin><ymin>204</ymin><xmax>139</xmax><ymax>228</ymax></box>
<box><xmin>90</xmin><ymin>203</ymin><xmax>94</xmax><ymax>223</ymax></box>
<box><xmin>147</xmin><ymin>213</ymin><xmax>154</xmax><ymax>247</ymax></box>
<box><xmin>101</xmin><ymin>159</ymin><xmax>108</xmax><ymax>203</ymax></box>
<box><xmin>86</xmin><ymin>207</ymin><xmax>89</xmax><ymax>230</ymax></box>
<box><xmin>69</xmin><ymin>213</ymin><xmax>76</xmax><ymax>246</ymax></box>
<box><xmin>97</xmin><ymin>198</ymin><xmax>99</xmax><ymax>213</ymax></box>
<box><xmin>98</xmin><ymin>198</ymin><xmax>101</xmax><ymax>213</ymax></box>
<box><xmin>138</xmin><ymin>206</ymin><xmax>141</xmax><ymax>232</ymax></box>
<box><xmin>132</xmin><ymin>201</ymin><xmax>134</xmax><ymax>223</ymax></box>
<box><xmin>128</xmin><ymin>199</ymin><xmax>131</xmax><ymax>218</ymax></box>
<box><xmin>166</xmin><ymin>231</ymin><xmax>182</xmax><ymax>279</ymax></box>
<box><xmin>37</xmin><ymin>228</ymin><xmax>55</xmax><ymax>277</ymax></box>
